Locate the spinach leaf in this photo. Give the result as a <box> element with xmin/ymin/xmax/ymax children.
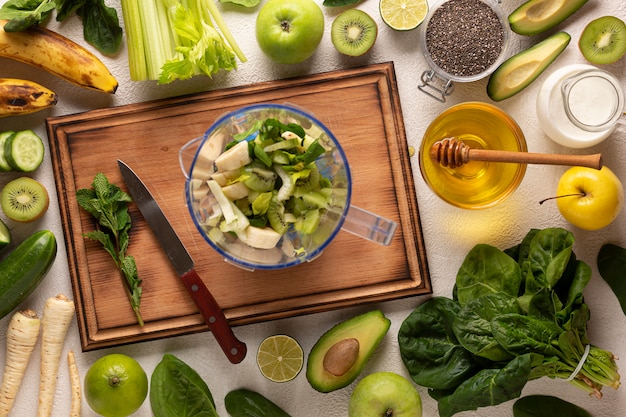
<box><xmin>491</xmin><ymin>314</ymin><xmax>563</xmax><ymax>358</ymax></box>
<box><xmin>150</xmin><ymin>354</ymin><xmax>218</xmax><ymax>417</ymax></box>
<box><xmin>0</xmin><ymin>0</ymin><xmax>55</xmax><ymax>31</ymax></box>
<box><xmin>452</xmin><ymin>292</ymin><xmax>519</xmax><ymax>362</ymax></box>
<box><xmin>455</xmin><ymin>244</ymin><xmax>522</xmax><ymax>306</ymax></box>
<box><xmin>323</xmin><ymin>0</ymin><xmax>361</xmax><ymax>6</ymax></box>
<box><xmin>513</xmin><ymin>395</ymin><xmax>592</xmax><ymax>417</ymax></box>
<box><xmin>398</xmin><ymin>297</ymin><xmax>480</xmax><ymax>390</ymax></box>
<box><xmin>597</xmin><ymin>243</ymin><xmax>626</xmax><ymax>316</ymax></box>
<box><xmin>526</xmin><ymin>227</ymin><xmax>574</xmax><ymax>290</ymax></box>
<box><xmin>56</xmin><ymin>0</ymin><xmax>122</xmax><ymax>54</ymax></box>
<box><xmin>437</xmin><ymin>354</ymin><xmax>533</xmax><ymax>417</ymax></box>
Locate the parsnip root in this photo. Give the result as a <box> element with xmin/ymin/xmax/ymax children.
<box><xmin>36</xmin><ymin>294</ymin><xmax>75</xmax><ymax>417</ymax></box>
<box><xmin>0</xmin><ymin>309</ymin><xmax>41</xmax><ymax>417</ymax></box>
<box><xmin>67</xmin><ymin>350</ymin><xmax>81</xmax><ymax>417</ymax></box>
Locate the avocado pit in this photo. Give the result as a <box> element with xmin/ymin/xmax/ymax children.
<box><xmin>323</xmin><ymin>338</ymin><xmax>360</xmax><ymax>376</ymax></box>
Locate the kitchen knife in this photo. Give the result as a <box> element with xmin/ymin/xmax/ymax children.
<box><xmin>117</xmin><ymin>160</ymin><xmax>247</xmax><ymax>364</ymax></box>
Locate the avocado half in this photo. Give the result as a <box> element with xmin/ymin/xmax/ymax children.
<box><xmin>306</xmin><ymin>310</ymin><xmax>391</xmax><ymax>393</ymax></box>
<box><xmin>509</xmin><ymin>0</ymin><xmax>588</xmax><ymax>36</ymax></box>
<box><xmin>487</xmin><ymin>31</ymin><xmax>571</xmax><ymax>102</ymax></box>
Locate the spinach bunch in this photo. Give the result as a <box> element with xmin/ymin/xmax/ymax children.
<box><xmin>0</xmin><ymin>0</ymin><xmax>122</xmax><ymax>54</ymax></box>
<box><xmin>398</xmin><ymin>228</ymin><xmax>620</xmax><ymax>417</ymax></box>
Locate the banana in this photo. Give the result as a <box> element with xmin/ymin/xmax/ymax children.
<box><xmin>0</xmin><ymin>78</ymin><xmax>57</xmax><ymax>117</ymax></box>
<box><xmin>214</xmin><ymin>140</ymin><xmax>252</xmax><ymax>172</ymax></box>
<box><xmin>238</xmin><ymin>226</ymin><xmax>282</xmax><ymax>249</ymax></box>
<box><xmin>0</xmin><ymin>20</ymin><xmax>118</xmax><ymax>94</ymax></box>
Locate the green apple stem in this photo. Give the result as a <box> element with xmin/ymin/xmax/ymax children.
<box><xmin>538</xmin><ymin>193</ymin><xmax>585</xmax><ymax>205</ymax></box>
<box><xmin>384</xmin><ymin>409</ymin><xmax>393</xmax><ymax>417</ymax></box>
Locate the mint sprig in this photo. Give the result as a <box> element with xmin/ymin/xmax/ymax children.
<box><xmin>77</xmin><ymin>172</ymin><xmax>144</xmax><ymax>326</ymax></box>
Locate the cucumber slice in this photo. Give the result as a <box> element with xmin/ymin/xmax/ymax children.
<box><xmin>4</xmin><ymin>130</ymin><xmax>45</xmax><ymax>172</ymax></box>
<box><xmin>0</xmin><ymin>131</ymin><xmax>16</xmax><ymax>172</ymax></box>
<box><xmin>0</xmin><ymin>218</ymin><xmax>11</xmax><ymax>250</ymax></box>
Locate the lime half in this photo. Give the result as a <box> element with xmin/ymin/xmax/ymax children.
<box><xmin>380</xmin><ymin>0</ymin><xmax>429</xmax><ymax>31</ymax></box>
<box><xmin>257</xmin><ymin>334</ymin><xmax>304</xmax><ymax>383</ymax></box>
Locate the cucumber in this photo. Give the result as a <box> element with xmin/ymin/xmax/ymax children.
<box><xmin>0</xmin><ymin>218</ymin><xmax>10</xmax><ymax>250</ymax></box>
<box><xmin>0</xmin><ymin>131</ymin><xmax>15</xmax><ymax>172</ymax></box>
<box><xmin>225</xmin><ymin>389</ymin><xmax>291</xmax><ymax>417</ymax></box>
<box><xmin>0</xmin><ymin>230</ymin><xmax>57</xmax><ymax>319</ymax></box>
<box><xmin>4</xmin><ymin>129</ymin><xmax>45</xmax><ymax>172</ymax></box>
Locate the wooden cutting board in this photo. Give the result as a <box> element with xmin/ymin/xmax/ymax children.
<box><xmin>46</xmin><ymin>62</ymin><xmax>431</xmax><ymax>351</ymax></box>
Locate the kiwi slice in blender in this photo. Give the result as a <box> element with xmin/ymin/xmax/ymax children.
<box><xmin>1</xmin><ymin>177</ymin><xmax>49</xmax><ymax>222</ymax></box>
<box><xmin>579</xmin><ymin>16</ymin><xmax>626</xmax><ymax>64</ymax></box>
<box><xmin>331</xmin><ymin>9</ymin><xmax>378</xmax><ymax>57</ymax></box>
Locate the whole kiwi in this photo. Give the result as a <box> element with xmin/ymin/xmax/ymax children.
<box><xmin>331</xmin><ymin>9</ymin><xmax>378</xmax><ymax>57</ymax></box>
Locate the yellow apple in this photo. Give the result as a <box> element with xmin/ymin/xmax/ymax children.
<box><xmin>556</xmin><ymin>166</ymin><xmax>624</xmax><ymax>230</ymax></box>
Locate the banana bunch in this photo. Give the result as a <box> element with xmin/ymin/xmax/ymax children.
<box><xmin>0</xmin><ymin>78</ymin><xmax>57</xmax><ymax>118</ymax></box>
<box><xmin>0</xmin><ymin>20</ymin><xmax>118</xmax><ymax>94</ymax></box>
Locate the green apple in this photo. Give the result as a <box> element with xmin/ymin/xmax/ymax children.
<box><xmin>349</xmin><ymin>372</ymin><xmax>422</xmax><ymax>417</ymax></box>
<box><xmin>555</xmin><ymin>166</ymin><xmax>624</xmax><ymax>230</ymax></box>
<box><xmin>255</xmin><ymin>0</ymin><xmax>324</xmax><ymax>64</ymax></box>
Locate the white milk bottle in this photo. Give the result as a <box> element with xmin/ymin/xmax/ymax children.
<box><xmin>536</xmin><ymin>64</ymin><xmax>624</xmax><ymax>148</ymax></box>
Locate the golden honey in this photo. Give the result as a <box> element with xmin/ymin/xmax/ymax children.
<box><xmin>419</xmin><ymin>102</ymin><xmax>527</xmax><ymax>209</ymax></box>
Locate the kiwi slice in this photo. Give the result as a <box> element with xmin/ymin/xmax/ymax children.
<box><xmin>267</xmin><ymin>195</ymin><xmax>288</xmax><ymax>235</ymax></box>
<box><xmin>1</xmin><ymin>177</ymin><xmax>49</xmax><ymax>222</ymax></box>
<box><xmin>242</xmin><ymin>163</ymin><xmax>277</xmax><ymax>192</ymax></box>
<box><xmin>579</xmin><ymin>16</ymin><xmax>626</xmax><ymax>64</ymax></box>
<box><xmin>331</xmin><ymin>9</ymin><xmax>378</xmax><ymax>57</ymax></box>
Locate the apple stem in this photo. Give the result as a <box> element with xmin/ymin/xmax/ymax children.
<box><xmin>538</xmin><ymin>193</ymin><xmax>585</xmax><ymax>205</ymax></box>
<box><xmin>384</xmin><ymin>409</ymin><xmax>394</xmax><ymax>417</ymax></box>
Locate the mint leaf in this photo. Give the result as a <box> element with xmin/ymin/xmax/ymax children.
<box><xmin>78</xmin><ymin>173</ymin><xmax>144</xmax><ymax>326</ymax></box>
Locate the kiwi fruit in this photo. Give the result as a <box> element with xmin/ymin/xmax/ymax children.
<box><xmin>331</xmin><ymin>9</ymin><xmax>378</xmax><ymax>57</ymax></box>
<box><xmin>267</xmin><ymin>195</ymin><xmax>288</xmax><ymax>235</ymax></box>
<box><xmin>242</xmin><ymin>163</ymin><xmax>277</xmax><ymax>192</ymax></box>
<box><xmin>579</xmin><ymin>16</ymin><xmax>626</xmax><ymax>64</ymax></box>
<box><xmin>1</xmin><ymin>177</ymin><xmax>49</xmax><ymax>222</ymax></box>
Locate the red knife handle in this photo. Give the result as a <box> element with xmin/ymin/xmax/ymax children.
<box><xmin>180</xmin><ymin>269</ymin><xmax>247</xmax><ymax>364</ymax></box>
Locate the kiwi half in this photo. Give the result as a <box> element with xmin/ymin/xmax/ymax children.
<box><xmin>331</xmin><ymin>9</ymin><xmax>378</xmax><ymax>57</ymax></box>
<box><xmin>1</xmin><ymin>177</ymin><xmax>49</xmax><ymax>222</ymax></box>
<box><xmin>579</xmin><ymin>16</ymin><xmax>626</xmax><ymax>64</ymax></box>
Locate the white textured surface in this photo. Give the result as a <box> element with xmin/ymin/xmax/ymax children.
<box><xmin>0</xmin><ymin>0</ymin><xmax>625</xmax><ymax>416</ymax></box>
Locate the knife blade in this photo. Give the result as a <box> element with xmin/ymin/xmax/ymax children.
<box><xmin>117</xmin><ymin>160</ymin><xmax>247</xmax><ymax>364</ymax></box>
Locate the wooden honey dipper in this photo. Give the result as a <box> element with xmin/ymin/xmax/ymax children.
<box><xmin>430</xmin><ymin>137</ymin><xmax>603</xmax><ymax>169</ymax></box>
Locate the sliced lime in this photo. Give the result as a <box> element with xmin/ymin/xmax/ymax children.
<box><xmin>380</xmin><ymin>0</ymin><xmax>429</xmax><ymax>31</ymax></box>
<box><xmin>257</xmin><ymin>334</ymin><xmax>304</xmax><ymax>383</ymax></box>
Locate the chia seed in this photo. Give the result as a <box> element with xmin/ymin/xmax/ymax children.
<box><xmin>425</xmin><ymin>0</ymin><xmax>505</xmax><ymax>78</ymax></box>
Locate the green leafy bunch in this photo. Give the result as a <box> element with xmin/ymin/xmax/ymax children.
<box><xmin>77</xmin><ymin>172</ymin><xmax>143</xmax><ymax>326</ymax></box>
<box><xmin>398</xmin><ymin>227</ymin><xmax>620</xmax><ymax>417</ymax></box>
<box><xmin>0</xmin><ymin>0</ymin><xmax>122</xmax><ymax>54</ymax></box>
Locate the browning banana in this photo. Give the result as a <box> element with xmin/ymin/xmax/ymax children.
<box><xmin>0</xmin><ymin>21</ymin><xmax>118</xmax><ymax>94</ymax></box>
<box><xmin>0</xmin><ymin>78</ymin><xmax>58</xmax><ymax>117</ymax></box>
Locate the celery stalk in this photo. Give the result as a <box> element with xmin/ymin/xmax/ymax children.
<box><xmin>121</xmin><ymin>0</ymin><xmax>148</xmax><ymax>81</ymax></box>
<box><xmin>120</xmin><ymin>0</ymin><xmax>245</xmax><ymax>82</ymax></box>
<box><xmin>200</xmin><ymin>0</ymin><xmax>247</xmax><ymax>63</ymax></box>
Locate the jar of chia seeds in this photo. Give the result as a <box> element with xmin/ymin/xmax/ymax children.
<box><xmin>418</xmin><ymin>0</ymin><xmax>510</xmax><ymax>102</ymax></box>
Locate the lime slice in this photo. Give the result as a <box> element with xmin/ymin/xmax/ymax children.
<box><xmin>380</xmin><ymin>0</ymin><xmax>429</xmax><ymax>31</ymax></box>
<box><xmin>256</xmin><ymin>334</ymin><xmax>304</xmax><ymax>383</ymax></box>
